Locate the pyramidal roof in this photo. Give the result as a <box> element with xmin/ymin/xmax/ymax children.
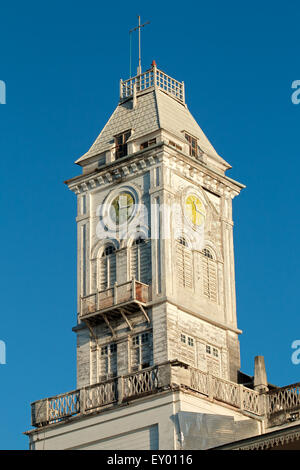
<box><xmin>76</xmin><ymin>64</ymin><xmax>230</xmax><ymax>170</ymax></box>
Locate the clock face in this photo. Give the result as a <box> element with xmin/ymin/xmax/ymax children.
<box><xmin>110</xmin><ymin>192</ymin><xmax>135</xmax><ymax>225</ymax></box>
<box><xmin>185</xmin><ymin>194</ymin><xmax>206</xmax><ymax>227</ymax></box>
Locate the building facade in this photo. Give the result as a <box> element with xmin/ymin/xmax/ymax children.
<box><xmin>26</xmin><ymin>63</ymin><xmax>300</xmax><ymax>450</ymax></box>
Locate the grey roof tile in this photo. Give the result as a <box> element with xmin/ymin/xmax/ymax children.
<box><xmin>76</xmin><ymin>87</ymin><xmax>223</xmax><ymax>164</ymax></box>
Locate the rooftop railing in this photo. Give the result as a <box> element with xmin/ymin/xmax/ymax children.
<box><xmin>31</xmin><ymin>361</ymin><xmax>264</xmax><ymax>428</ymax></box>
<box><xmin>267</xmin><ymin>382</ymin><xmax>300</xmax><ymax>425</ymax></box>
<box><xmin>120</xmin><ymin>65</ymin><xmax>185</xmax><ymax>104</ymax></box>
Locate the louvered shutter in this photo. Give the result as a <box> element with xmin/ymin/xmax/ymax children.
<box><xmin>131</xmin><ymin>240</ymin><xmax>151</xmax><ymax>284</ymax></box>
<box><xmin>108</xmin><ymin>253</ymin><xmax>116</xmax><ymax>288</ymax></box>
<box><xmin>183</xmin><ymin>248</ymin><xmax>193</xmax><ymax>288</ymax></box>
<box><xmin>176</xmin><ymin>242</ymin><xmax>193</xmax><ymax>288</ymax></box>
<box><xmin>176</xmin><ymin>242</ymin><xmax>185</xmax><ymax>287</ymax></box>
<box><xmin>140</xmin><ymin>241</ymin><xmax>151</xmax><ymax>284</ymax></box>
<box><xmin>131</xmin><ymin>244</ymin><xmax>138</xmax><ymax>280</ymax></box>
<box><xmin>99</xmin><ymin>257</ymin><xmax>108</xmax><ymax>291</ymax></box>
<box><xmin>201</xmin><ymin>253</ymin><xmax>217</xmax><ymax>302</ymax></box>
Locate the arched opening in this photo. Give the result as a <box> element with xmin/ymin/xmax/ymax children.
<box><xmin>176</xmin><ymin>237</ymin><xmax>193</xmax><ymax>288</ymax></box>
<box><xmin>201</xmin><ymin>247</ymin><xmax>217</xmax><ymax>302</ymax></box>
<box><xmin>98</xmin><ymin>244</ymin><xmax>116</xmax><ymax>291</ymax></box>
<box><xmin>130</xmin><ymin>236</ymin><xmax>151</xmax><ymax>284</ymax></box>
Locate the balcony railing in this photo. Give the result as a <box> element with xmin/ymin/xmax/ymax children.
<box><xmin>81</xmin><ymin>280</ymin><xmax>150</xmax><ymax>318</ymax></box>
<box><xmin>120</xmin><ymin>66</ymin><xmax>185</xmax><ymax>103</ymax></box>
<box><xmin>31</xmin><ymin>361</ymin><xmax>265</xmax><ymax>428</ymax></box>
<box><xmin>267</xmin><ymin>382</ymin><xmax>300</xmax><ymax>425</ymax></box>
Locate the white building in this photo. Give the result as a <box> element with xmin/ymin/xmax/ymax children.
<box><xmin>26</xmin><ymin>63</ymin><xmax>300</xmax><ymax>450</ymax></box>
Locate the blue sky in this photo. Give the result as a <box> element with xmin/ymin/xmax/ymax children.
<box><xmin>1</xmin><ymin>0</ymin><xmax>300</xmax><ymax>449</ymax></box>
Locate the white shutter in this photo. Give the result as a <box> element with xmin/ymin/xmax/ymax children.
<box><xmin>140</xmin><ymin>241</ymin><xmax>151</xmax><ymax>284</ymax></box>
<box><xmin>176</xmin><ymin>241</ymin><xmax>193</xmax><ymax>289</ymax></box>
<box><xmin>207</xmin><ymin>356</ymin><xmax>221</xmax><ymax>377</ymax></box>
<box><xmin>201</xmin><ymin>253</ymin><xmax>217</xmax><ymax>302</ymax></box>
<box><xmin>99</xmin><ymin>257</ymin><xmax>108</xmax><ymax>291</ymax></box>
<box><xmin>130</xmin><ymin>244</ymin><xmax>138</xmax><ymax>280</ymax></box>
<box><xmin>108</xmin><ymin>253</ymin><xmax>116</xmax><ymax>288</ymax></box>
<box><xmin>183</xmin><ymin>249</ymin><xmax>193</xmax><ymax>288</ymax></box>
<box><xmin>176</xmin><ymin>243</ymin><xmax>185</xmax><ymax>287</ymax></box>
<box><xmin>131</xmin><ymin>240</ymin><xmax>151</xmax><ymax>284</ymax></box>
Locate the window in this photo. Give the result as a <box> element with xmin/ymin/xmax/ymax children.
<box><xmin>205</xmin><ymin>343</ymin><xmax>221</xmax><ymax>377</ymax></box>
<box><xmin>99</xmin><ymin>244</ymin><xmax>116</xmax><ymax>291</ymax></box>
<box><xmin>206</xmin><ymin>344</ymin><xmax>219</xmax><ymax>357</ymax></box>
<box><xmin>99</xmin><ymin>342</ymin><xmax>117</xmax><ymax>381</ymax></box>
<box><xmin>140</xmin><ymin>138</ymin><xmax>156</xmax><ymax>150</ymax></box>
<box><xmin>176</xmin><ymin>238</ymin><xmax>192</xmax><ymax>288</ymax></box>
<box><xmin>179</xmin><ymin>333</ymin><xmax>196</xmax><ymax>366</ymax></box>
<box><xmin>181</xmin><ymin>334</ymin><xmax>194</xmax><ymax>347</ymax></box>
<box><xmin>115</xmin><ymin>130</ymin><xmax>131</xmax><ymax>159</ymax></box>
<box><xmin>177</xmin><ymin>237</ymin><xmax>187</xmax><ymax>247</ymax></box>
<box><xmin>213</xmin><ymin>347</ymin><xmax>219</xmax><ymax>358</ymax></box>
<box><xmin>131</xmin><ymin>332</ymin><xmax>152</xmax><ymax>371</ymax></box>
<box><xmin>131</xmin><ymin>237</ymin><xmax>151</xmax><ymax>284</ymax></box>
<box><xmin>201</xmin><ymin>248</ymin><xmax>217</xmax><ymax>302</ymax></box>
<box><xmin>203</xmin><ymin>248</ymin><xmax>213</xmax><ymax>259</ymax></box>
<box><xmin>185</xmin><ymin>133</ymin><xmax>197</xmax><ymax>157</ymax></box>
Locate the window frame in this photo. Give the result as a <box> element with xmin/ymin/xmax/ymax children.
<box><xmin>184</xmin><ymin>132</ymin><xmax>198</xmax><ymax>157</ymax></box>
<box><xmin>115</xmin><ymin>130</ymin><xmax>131</xmax><ymax>159</ymax></box>
<box><xmin>131</xmin><ymin>331</ymin><xmax>151</xmax><ymax>371</ymax></box>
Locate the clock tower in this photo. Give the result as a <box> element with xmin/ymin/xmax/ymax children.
<box><xmin>28</xmin><ymin>63</ymin><xmax>268</xmax><ymax>450</ymax></box>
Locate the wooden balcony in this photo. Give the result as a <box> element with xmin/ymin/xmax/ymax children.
<box><xmin>80</xmin><ymin>280</ymin><xmax>150</xmax><ymax>324</ymax></box>
<box><xmin>30</xmin><ymin>361</ymin><xmax>264</xmax><ymax>428</ymax></box>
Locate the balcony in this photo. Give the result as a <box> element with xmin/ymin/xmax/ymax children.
<box><xmin>120</xmin><ymin>65</ymin><xmax>185</xmax><ymax>104</ymax></box>
<box><xmin>80</xmin><ymin>280</ymin><xmax>150</xmax><ymax>322</ymax></box>
<box><xmin>31</xmin><ymin>361</ymin><xmax>266</xmax><ymax>428</ymax></box>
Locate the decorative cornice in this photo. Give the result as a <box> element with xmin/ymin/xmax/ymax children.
<box><xmin>67</xmin><ymin>153</ymin><xmax>162</xmax><ymax>195</ymax></box>
<box><xmin>163</xmin><ymin>152</ymin><xmax>242</xmax><ymax>199</ymax></box>
<box><xmin>216</xmin><ymin>424</ymin><xmax>300</xmax><ymax>450</ymax></box>
<box><xmin>66</xmin><ymin>143</ymin><xmax>244</xmax><ymax>200</ymax></box>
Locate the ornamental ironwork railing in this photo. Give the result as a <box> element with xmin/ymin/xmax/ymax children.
<box><xmin>120</xmin><ymin>66</ymin><xmax>185</xmax><ymax>103</ymax></box>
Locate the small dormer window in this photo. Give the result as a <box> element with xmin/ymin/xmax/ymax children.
<box><xmin>115</xmin><ymin>130</ymin><xmax>131</xmax><ymax>159</ymax></box>
<box><xmin>184</xmin><ymin>132</ymin><xmax>197</xmax><ymax>157</ymax></box>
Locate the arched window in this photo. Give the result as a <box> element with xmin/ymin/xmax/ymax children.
<box><xmin>176</xmin><ymin>237</ymin><xmax>193</xmax><ymax>288</ymax></box>
<box><xmin>201</xmin><ymin>248</ymin><xmax>217</xmax><ymax>302</ymax></box>
<box><xmin>130</xmin><ymin>237</ymin><xmax>151</xmax><ymax>284</ymax></box>
<box><xmin>99</xmin><ymin>244</ymin><xmax>116</xmax><ymax>291</ymax></box>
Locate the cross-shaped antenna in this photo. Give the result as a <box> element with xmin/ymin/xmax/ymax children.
<box><xmin>129</xmin><ymin>15</ymin><xmax>150</xmax><ymax>77</ymax></box>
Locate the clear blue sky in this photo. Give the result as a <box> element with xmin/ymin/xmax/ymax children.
<box><xmin>1</xmin><ymin>0</ymin><xmax>300</xmax><ymax>450</ymax></box>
